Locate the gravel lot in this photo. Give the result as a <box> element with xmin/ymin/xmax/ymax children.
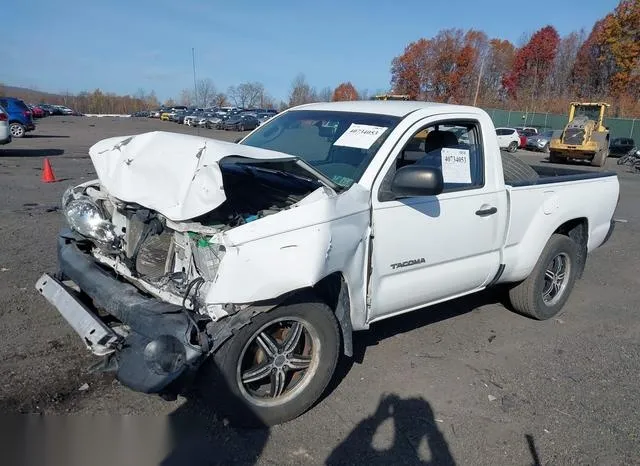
<box><xmin>1</xmin><ymin>116</ymin><xmax>639</xmax><ymax>465</ymax></box>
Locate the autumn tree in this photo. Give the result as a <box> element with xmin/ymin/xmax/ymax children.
<box><xmin>391</xmin><ymin>38</ymin><xmax>429</xmax><ymax>99</ymax></box>
<box><xmin>547</xmin><ymin>31</ymin><xmax>585</xmax><ymax>104</ymax></box>
<box><xmin>332</xmin><ymin>82</ymin><xmax>359</xmax><ymax>101</ymax></box>
<box><xmin>503</xmin><ymin>25</ymin><xmax>560</xmax><ymax>106</ymax></box>
<box><xmin>391</xmin><ymin>29</ymin><xmax>487</xmax><ymax>103</ymax></box>
<box><xmin>477</xmin><ymin>39</ymin><xmax>516</xmax><ymax>105</ymax></box>
<box><xmin>572</xmin><ymin>18</ymin><xmax>613</xmax><ymax>99</ymax></box>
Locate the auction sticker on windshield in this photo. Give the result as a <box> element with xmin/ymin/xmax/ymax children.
<box><xmin>333</xmin><ymin>124</ymin><xmax>388</xmax><ymax>150</ymax></box>
<box><xmin>441</xmin><ymin>148</ymin><xmax>472</xmax><ymax>184</ymax></box>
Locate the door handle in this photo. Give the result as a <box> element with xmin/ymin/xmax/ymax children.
<box><xmin>475</xmin><ymin>206</ymin><xmax>497</xmax><ymax>217</ymax></box>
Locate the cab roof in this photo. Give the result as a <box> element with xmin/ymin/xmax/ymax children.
<box><xmin>289</xmin><ymin>100</ymin><xmax>484</xmax><ymax>117</ymax></box>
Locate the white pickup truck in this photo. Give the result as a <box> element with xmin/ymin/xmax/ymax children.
<box><xmin>36</xmin><ymin>101</ymin><xmax>619</xmax><ymax>427</ymax></box>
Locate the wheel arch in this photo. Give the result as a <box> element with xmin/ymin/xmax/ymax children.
<box><xmin>206</xmin><ymin>272</ymin><xmax>353</xmax><ymax>358</ymax></box>
<box><xmin>553</xmin><ymin>217</ymin><xmax>589</xmax><ymax>279</ymax></box>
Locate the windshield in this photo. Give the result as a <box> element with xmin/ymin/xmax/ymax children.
<box><xmin>240</xmin><ymin>109</ymin><xmax>401</xmax><ymax>188</ymax></box>
<box><xmin>574</xmin><ymin>105</ymin><xmax>601</xmax><ymax>122</ymax></box>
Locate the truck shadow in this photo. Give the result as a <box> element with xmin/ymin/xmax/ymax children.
<box><xmin>160</xmin><ymin>288</ymin><xmax>508</xmax><ymax>465</ymax></box>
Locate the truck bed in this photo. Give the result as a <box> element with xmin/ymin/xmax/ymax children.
<box><xmin>508</xmin><ymin>164</ymin><xmax>617</xmax><ymax>187</ymax></box>
<box><xmin>500</xmin><ymin>162</ymin><xmax>619</xmax><ymax>284</ymax></box>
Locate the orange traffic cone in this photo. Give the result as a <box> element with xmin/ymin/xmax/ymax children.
<box><xmin>42</xmin><ymin>157</ymin><xmax>57</xmax><ymax>183</ymax></box>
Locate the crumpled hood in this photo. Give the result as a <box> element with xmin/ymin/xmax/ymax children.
<box><xmin>88</xmin><ymin>131</ymin><xmax>299</xmax><ymax>221</ymax></box>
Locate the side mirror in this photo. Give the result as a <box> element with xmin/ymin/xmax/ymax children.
<box><xmin>391</xmin><ymin>165</ymin><xmax>443</xmax><ymax>197</ymax></box>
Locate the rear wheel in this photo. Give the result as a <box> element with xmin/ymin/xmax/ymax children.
<box><xmin>507</xmin><ymin>234</ymin><xmax>579</xmax><ymax>320</ymax></box>
<box><xmin>508</xmin><ymin>141</ymin><xmax>518</xmax><ymax>153</ymax></box>
<box><xmin>9</xmin><ymin>123</ymin><xmax>25</xmax><ymax>138</ymax></box>
<box><xmin>200</xmin><ymin>295</ymin><xmax>341</xmax><ymax>427</ymax></box>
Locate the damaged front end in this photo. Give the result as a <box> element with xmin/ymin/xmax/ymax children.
<box><xmin>36</xmin><ymin>131</ymin><xmax>338</xmax><ymax>395</ymax></box>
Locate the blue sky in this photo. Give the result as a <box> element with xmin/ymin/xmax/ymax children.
<box><xmin>3</xmin><ymin>0</ymin><xmax>620</xmax><ymax>103</ymax></box>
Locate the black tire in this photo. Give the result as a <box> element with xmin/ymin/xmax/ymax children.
<box><xmin>501</xmin><ymin>152</ymin><xmax>539</xmax><ymax>184</ymax></box>
<box><xmin>9</xmin><ymin>122</ymin><xmax>25</xmax><ymax>138</ymax></box>
<box><xmin>507</xmin><ymin>234</ymin><xmax>579</xmax><ymax>320</ymax></box>
<box><xmin>201</xmin><ymin>295</ymin><xmax>340</xmax><ymax>427</ymax></box>
<box><xmin>508</xmin><ymin>141</ymin><xmax>518</xmax><ymax>153</ymax></box>
<box><xmin>591</xmin><ymin>148</ymin><xmax>608</xmax><ymax>167</ymax></box>
<box><xmin>549</xmin><ymin>151</ymin><xmax>563</xmax><ymax>163</ymax></box>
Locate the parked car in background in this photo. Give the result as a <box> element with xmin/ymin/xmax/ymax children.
<box><xmin>0</xmin><ymin>97</ymin><xmax>36</xmax><ymax>138</ymax></box>
<box><xmin>28</xmin><ymin>105</ymin><xmax>46</xmax><ymax>118</ymax></box>
<box><xmin>525</xmin><ymin>130</ymin><xmax>556</xmax><ymax>153</ymax></box>
<box><xmin>515</xmin><ymin>126</ymin><xmax>538</xmax><ymax>136</ymax></box>
<box><xmin>256</xmin><ymin>112</ymin><xmax>274</xmax><ymax>125</ymax></box>
<box><xmin>609</xmin><ymin>137</ymin><xmax>636</xmax><ymax>157</ymax></box>
<box><xmin>495</xmin><ymin>127</ymin><xmax>520</xmax><ymax>152</ymax></box>
<box><xmin>0</xmin><ymin>105</ymin><xmax>12</xmax><ymax>145</ymax></box>
<box><xmin>223</xmin><ymin>114</ymin><xmax>260</xmax><ymax>131</ymax></box>
<box><xmin>516</xmin><ymin>130</ymin><xmax>528</xmax><ymax>148</ymax></box>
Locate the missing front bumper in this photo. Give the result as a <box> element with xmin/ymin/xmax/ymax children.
<box><xmin>35</xmin><ymin>229</ymin><xmax>206</xmax><ymax>394</ymax></box>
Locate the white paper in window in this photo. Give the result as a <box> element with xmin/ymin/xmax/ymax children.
<box><xmin>333</xmin><ymin>124</ymin><xmax>388</xmax><ymax>150</ymax></box>
<box><xmin>441</xmin><ymin>148</ymin><xmax>472</xmax><ymax>184</ymax></box>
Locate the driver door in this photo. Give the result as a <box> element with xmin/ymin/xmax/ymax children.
<box><xmin>367</xmin><ymin>116</ymin><xmax>507</xmax><ymax>322</ymax></box>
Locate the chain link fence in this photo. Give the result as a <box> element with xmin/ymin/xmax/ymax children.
<box><xmin>482</xmin><ymin>107</ymin><xmax>639</xmax><ymax>142</ymax></box>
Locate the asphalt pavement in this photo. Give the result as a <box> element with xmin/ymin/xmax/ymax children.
<box><xmin>1</xmin><ymin>116</ymin><xmax>639</xmax><ymax>465</ymax></box>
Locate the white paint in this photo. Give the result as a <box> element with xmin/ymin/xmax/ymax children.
<box><xmin>88</xmin><ymin>131</ymin><xmax>306</xmax><ymax>222</ymax></box>
<box><xmin>333</xmin><ymin>124</ymin><xmax>388</xmax><ymax>149</ymax></box>
<box><xmin>76</xmin><ymin>102</ymin><xmax>619</xmax><ymax>332</ymax></box>
<box><xmin>441</xmin><ymin>148</ymin><xmax>472</xmax><ymax>183</ymax></box>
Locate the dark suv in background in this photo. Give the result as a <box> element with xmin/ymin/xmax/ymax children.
<box><xmin>0</xmin><ymin>97</ymin><xmax>36</xmax><ymax>138</ymax></box>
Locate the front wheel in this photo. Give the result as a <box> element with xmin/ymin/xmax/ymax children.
<box><xmin>201</xmin><ymin>295</ymin><xmax>340</xmax><ymax>427</ymax></box>
<box><xmin>549</xmin><ymin>151</ymin><xmax>563</xmax><ymax>163</ymax></box>
<box><xmin>591</xmin><ymin>148</ymin><xmax>608</xmax><ymax>167</ymax></box>
<box><xmin>9</xmin><ymin>123</ymin><xmax>25</xmax><ymax>138</ymax></box>
<box><xmin>507</xmin><ymin>234</ymin><xmax>579</xmax><ymax>320</ymax></box>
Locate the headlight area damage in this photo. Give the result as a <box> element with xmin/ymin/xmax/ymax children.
<box><xmin>36</xmin><ymin>131</ymin><xmax>370</xmax><ymax>397</ymax></box>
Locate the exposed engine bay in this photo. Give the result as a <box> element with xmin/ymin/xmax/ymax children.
<box><xmin>62</xmin><ymin>160</ymin><xmax>322</xmax><ymax>319</ymax></box>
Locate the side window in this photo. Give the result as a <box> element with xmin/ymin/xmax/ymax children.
<box><xmin>495</xmin><ymin>128</ymin><xmax>507</xmax><ymax>136</ymax></box>
<box><xmin>379</xmin><ymin>120</ymin><xmax>484</xmax><ymax>200</ymax></box>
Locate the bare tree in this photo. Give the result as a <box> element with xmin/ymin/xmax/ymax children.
<box><xmin>288</xmin><ymin>73</ymin><xmax>317</xmax><ymax>107</ymax></box>
<box><xmin>195</xmin><ymin>78</ymin><xmax>216</xmax><ymax>107</ymax></box>
<box><xmin>213</xmin><ymin>92</ymin><xmax>227</xmax><ymax>107</ymax></box>
<box><xmin>227</xmin><ymin>82</ymin><xmax>265</xmax><ymax>108</ymax></box>
<box><xmin>547</xmin><ymin>31</ymin><xmax>585</xmax><ymax>101</ymax></box>
<box><xmin>358</xmin><ymin>88</ymin><xmax>371</xmax><ymax>100</ymax></box>
<box><xmin>179</xmin><ymin>89</ymin><xmax>194</xmax><ymax>106</ymax></box>
<box><xmin>318</xmin><ymin>86</ymin><xmax>333</xmax><ymax>102</ymax></box>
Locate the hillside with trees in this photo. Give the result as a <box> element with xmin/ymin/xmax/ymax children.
<box><xmin>390</xmin><ymin>0</ymin><xmax>640</xmax><ymax>117</ymax></box>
